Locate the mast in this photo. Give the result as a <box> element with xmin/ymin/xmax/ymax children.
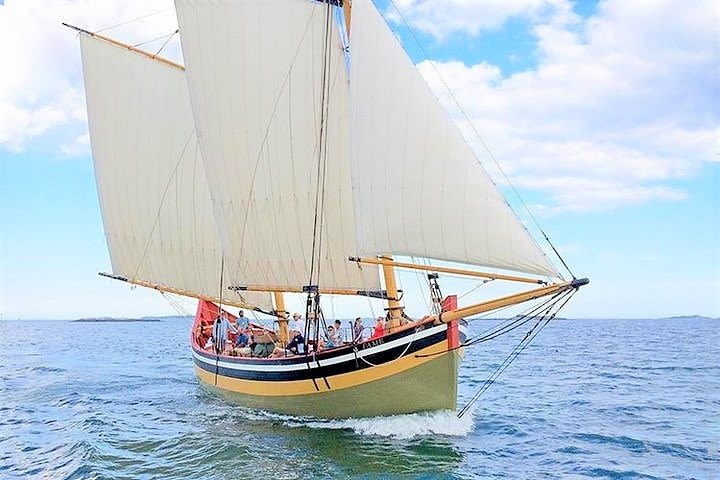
<box><xmin>343</xmin><ymin>0</ymin><xmax>352</xmax><ymax>37</ymax></box>
<box><xmin>380</xmin><ymin>256</ymin><xmax>403</xmax><ymax>331</ymax></box>
<box><xmin>273</xmin><ymin>292</ymin><xmax>289</xmax><ymax>343</ymax></box>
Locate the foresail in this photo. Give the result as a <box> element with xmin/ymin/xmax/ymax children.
<box><xmin>348</xmin><ymin>0</ymin><xmax>560</xmax><ymax>278</ymax></box>
<box><xmin>175</xmin><ymin>0</ymin><xmax>380</xmax><ymax>291</ymax></box>
<box><xmin>80</xmin><ymin>34</ymin><xmax>273</xmax><ymax>310</ymax></box>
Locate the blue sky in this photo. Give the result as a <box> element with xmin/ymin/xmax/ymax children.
<box><xmin>1</xmin><ymin>0</ymin><xmax>718</xmax><ymax>320</ymax></box>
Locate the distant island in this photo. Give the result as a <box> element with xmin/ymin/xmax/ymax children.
<box><xmin>660</xmin><ymin>315</ymin><xmax>719</xmax><ymax>321</ymax></box>
<box><xmin>72</xmin><ymin>316</ymin><xmax>167</xmax><ymax>323</ymax></box>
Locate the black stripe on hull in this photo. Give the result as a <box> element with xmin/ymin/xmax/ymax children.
<box><xmin>193</xmin><ymin>321</ymin><xmax>441</xmax><ymax>366</ymax></box>
<box><xmin>193</xmin><ymin>328</ymin><xmax>448</xmax><ymax>382</ymax></box>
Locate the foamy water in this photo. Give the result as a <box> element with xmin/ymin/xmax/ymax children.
<box><xmin>285</xmin><ymin>410</ymin><xmax>475</xmax><ymax>439</ymax></box>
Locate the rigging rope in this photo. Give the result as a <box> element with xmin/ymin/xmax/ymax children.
<box><xmin>415</xmin><ymin>289</ymin><xmax>569</xmax><ymax>359</ymax></box>
<box><xmin>95</xmin><ymin>8</ymin><xmax>172</xmax><ymax>33</ymax></box>
<box><xmin>386</xmin><ymin>1</ymin><xmax>575</xmax><ymax>280</ymax></box>
<box><xmin>457</xmin><ymin>278</ymin><xmax>493</xmax><ymax>301</ymax></box>
<box><xmin>307</xmin><ymin>2</ymin><xmax>333</xmax><ymax>290</ymax></box>
<box><xmin>410</xmin><ymin>257</ymin><xmax>433</xmax><ymax>315</ymax></box>
<box><xmin>154</xmin><ymin>29</ymin><xmax>179</xmax><ymax>56</ymax></box>
<box><xmin>132</xmin><ymin>30</ymin><xmax>179</xmax><ymax>48</ymax></box>
<box><xmin>304</xmin><ymin>2</ymin><xmax>334</xmax><ymax>347</ymax></box>
<box><xmin>457</xmin><ymin>290</ymin><xmax>577</xmax><ymax>418</ymax></box>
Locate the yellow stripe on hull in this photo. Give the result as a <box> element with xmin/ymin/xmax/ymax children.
<box><xmin>195</xmin><ymin>347</ymin><xmax>461</xmax><ymax>418</ymax></box>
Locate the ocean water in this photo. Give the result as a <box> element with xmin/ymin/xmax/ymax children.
<box><xmin>1</xmin><ymin>317</ymin><xmax>718</xmax><ymax>479</ymax></box>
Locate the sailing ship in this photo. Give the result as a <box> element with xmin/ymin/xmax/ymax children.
<box><xmin>69</xmin><ymin>0</ymin><xmax>587</xmax><ymax>419</ymax></box>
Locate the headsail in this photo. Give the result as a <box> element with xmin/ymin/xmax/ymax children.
<box><xmin>348</xmin><ymin>0</ymin><xmax>559</xmax><ymax>278</ymax></box>
<box><xmin>80</xmin><ymin>34</ymin><xmax>272</xmax><ymax>310</ymax></box>
<box><xmin>174</xmin><ymin>0</ymin><xmax>380</xmax><ymax>292</ymax></box>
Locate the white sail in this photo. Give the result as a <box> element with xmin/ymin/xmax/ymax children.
<box><xmin>348</xmin><ymin>0</ymin><xmax>559</xmax><ymax>278</ymax></box>
<box><xmin>80</xmin><ymin>34</ymin><xmax>272</xmax><ymax>310</ymax></box>
<box><xmin>175</xmin><ymin>0</ymin><xmax>380</xmax><ymax>291</ymax></box>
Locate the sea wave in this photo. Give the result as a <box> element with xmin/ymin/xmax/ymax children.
<box><xmin>289</xmin><ymin>409</ymin><xmax>474</xmax><ymax>439</ymax></box>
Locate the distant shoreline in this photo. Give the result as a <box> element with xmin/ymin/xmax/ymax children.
<box><xmin>71</xmin><ymin>318</ymin><xmax>164</xmax><ymax>323</ymax></box>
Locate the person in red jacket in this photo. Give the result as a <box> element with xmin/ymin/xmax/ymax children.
<box><xmin>370</xmin><ymin>316</ymin><xmax>386</xmax><ymax>340</ymax></box>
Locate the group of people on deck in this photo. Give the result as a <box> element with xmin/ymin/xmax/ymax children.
<box><xmin>197</xmin><ymin>309</ymin><xmax>418</xmax><ymax>359</ymax></box>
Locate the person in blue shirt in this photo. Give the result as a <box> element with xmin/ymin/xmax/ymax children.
<box><xmin>233</xmin><ymin>310</ymin><xmax>251</xmax><ymax>348</ymax></box>
<box><xmin>235</xmin><ymin>310</ymin><xmax>249</xmax><ymax>330</ymax></box>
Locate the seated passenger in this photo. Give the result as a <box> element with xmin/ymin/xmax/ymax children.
<box><xmin>370</xmin><ymin>317</ymin><xmax>385</xmax><ymax>340</ymax></box>
<box><xmin>197</xmin><ymin>317</ymin><xmax>213</xmax><ymax>347</ymax></box>
<box><xmin>235</xmin><ymin>310</ymin><xmax>249</xmax><ymax>330</ymax></box>
<box><xmin>288</xmin><ymin>312</ymin><xmax>305</xmax><ymax>338</ymax></box>
<box><xmin>234</xmin><ymin>328</ymin><xmax>250</xmax><ymax>348</ymax></box>
<box><xmin>325</xmin><ymin>325</ymin><xmax>337</xmax><ymax>349</ymax></box>
<box><xmin>333</xmin><ymin>320</ymin><xmax>344</xmax><ymax>343</ymax></box>
<box><xmin>222</xmin><ymin>340</ymin><xmax>234</xmax><ymax>355</ymax></box>
<box><xmin>284</xmin><ymin>332</ymin><xmax>306</xmax><ymax>356</ymax></box>
<box><xmin>352</xmin><ymin>317</ymin><xmax>364</xmax><ymax>342</ymax></box>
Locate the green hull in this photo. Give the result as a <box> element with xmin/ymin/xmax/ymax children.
<box><xmin>198</xmin><ymin>350</ymin><xmax>461</xmax><ymax>418</ymax></box>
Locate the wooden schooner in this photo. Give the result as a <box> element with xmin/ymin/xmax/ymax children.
<box><xmin>69</xmin><ymin>0</ymin><xmax>587</xmax><ymax>419</ymax></box>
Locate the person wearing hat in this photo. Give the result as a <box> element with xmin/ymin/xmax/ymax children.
<box><xmin>289</xmin><ymin>313</ymin><xmax>305</xmax><ymax>338</ymax></box>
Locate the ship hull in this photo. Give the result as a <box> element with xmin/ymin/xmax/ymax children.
<box><xmin>195</xmin><ymin>349</ymin><xmax>460</xmax><ymax>418</ymax></box>
<box><xmin>191</xmin><ymin>302</ymin><xmax>465</xmax><ymax>418</ymax></box>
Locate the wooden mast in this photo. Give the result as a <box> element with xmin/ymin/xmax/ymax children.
<box><xmin>273</xmin><ymin>292</ymin><xmax>289</xmax><ymax>344</ymax></box>
<box><xmin>342</xmin><ymin>0</ymin><xmax>352</xmax><ymax>38</ymax></box>
<box><xmin>381</xmin><ymin>256</ymin><xmax>403</xmax><ymax>331</ymax></box>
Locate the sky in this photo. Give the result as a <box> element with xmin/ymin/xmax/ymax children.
<box><xmin>0</xmin><ymin>0</ymin><xmax>718</xmax><ymax>320</ymax></box>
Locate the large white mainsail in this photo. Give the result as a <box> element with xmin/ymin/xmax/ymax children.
<box><xmin>348</xmin><ymin>0</ymin><xmax>559</xmax><ymax>278</ymax></box>
<box><xmin>175</xmin><ymin>0</ymin><xmax>380</xmax><ymax>292</ymax></box>
<box><xmin>80</xmin><ymin>34</ymin><xmax>272</xmax><ymax>310</ymax></box>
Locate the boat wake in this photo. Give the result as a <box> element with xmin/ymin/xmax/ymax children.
<box><xmin>245</xmin><ymin>409</ymin><xmax>475</xmax><ymax>439</ymax></box>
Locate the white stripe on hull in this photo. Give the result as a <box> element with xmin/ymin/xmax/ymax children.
<box><xmin>193</xmin><ymin>323</ymin><xmax>448</xmax><ymax>373</ymax></box>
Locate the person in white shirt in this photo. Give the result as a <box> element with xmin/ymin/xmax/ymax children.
<box><xmin>211</xmin><ymin>314</ymin><xmax>237</xmax><ymax>353</ymax></box>
<box><xmin>289</xmin><ymin>313</ymin><xmax>305</xmax><ymax>338</ymax></box>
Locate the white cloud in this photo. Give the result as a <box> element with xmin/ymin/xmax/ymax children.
<box><xmin>60</xmin><ymin>132</ymin><xmax>90</xmax><ymax>157</ymax></box>
<box><xmin>409</xmin><ymin>0</ymin><xmax>719</xmax><ymax>213</ymax></box>
<box><xmin>386</xmin><ymin>0</ymin><xmax>556</xmax><ymax>40</ymax></box>
<box><xmin>0</xmin><ymin>0</ymin><xmax>182</xmax><ymax>155</ymax></box>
